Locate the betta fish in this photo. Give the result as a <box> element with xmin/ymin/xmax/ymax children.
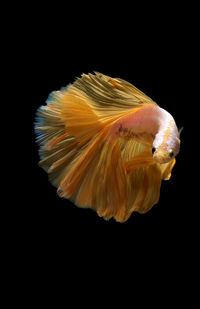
<box><xmin>35</xmin><ymin>72</ymin><xmax>180</xmax><ymax>222</ymax></box>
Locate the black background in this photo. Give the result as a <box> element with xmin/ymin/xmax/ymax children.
<box><xmin>29</xmin><ymin>27</ymin><xmax>190</xmax><ymax>238</ymax></box>
<box><xmin>13</xmin><ymin>5</ymin><xmax>198</xmax><ymax>302</ymax></box>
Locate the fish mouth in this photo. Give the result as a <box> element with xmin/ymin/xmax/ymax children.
<box><xmin>153</xmin><ymin>153</ymin><xmax>173</xmax><ymax>164</ymax></box>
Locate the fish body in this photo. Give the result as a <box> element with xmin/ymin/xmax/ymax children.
<box><xmin>35</xmin><ymin>72</ymin><xmax>180</xmax><ymax>222</ymax></box>
<box><xmin>110</xmin><ymin>105</ymin><xmax>180</xmax><ymax>163</ymax></box>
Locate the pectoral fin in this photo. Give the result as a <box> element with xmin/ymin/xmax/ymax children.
<box><xmin>160</xmin><ymin>158</ymin><xmax>176</xmax><ymax>180</ymax></box>
<box><xmin>124</xmin><ymin>150</ymin><xmax>154</xmax><ymax>173</ymax></box>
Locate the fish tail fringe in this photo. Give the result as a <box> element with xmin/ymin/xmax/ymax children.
<box><xmin>34</xmin><ymin>90</ymin><xmax>79</xmax><ymax>187</ymax></box>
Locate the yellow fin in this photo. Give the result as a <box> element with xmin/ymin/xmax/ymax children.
<box><xmin>124</xmin><ymin>150</ymin><xmax>154</xmax><ymax>173</ymax></box>
<box><xmin>160</xmin><ymin>158</ymin><xmax>176</xmax><ymax>180</ymax></box>
<box><xmin>57</xmin><ymin>127</ymin><xmax>128</xmax><ymax>222</ymax></box>
<box><xmin>72</xmin><ymin>72</ymin><xmax>157</xmax><ymax>122</ymax></box>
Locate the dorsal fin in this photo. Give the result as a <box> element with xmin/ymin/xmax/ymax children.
<box><xmin>72</xmin><ymin>72</ymin><xmax>157</xmax><ymax>117</ymax></box>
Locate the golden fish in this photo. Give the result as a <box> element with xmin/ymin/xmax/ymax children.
<box><xmin>35</xmin><ymin>72</ymin><xmax>180</xmax><ymax>222</ymax></box>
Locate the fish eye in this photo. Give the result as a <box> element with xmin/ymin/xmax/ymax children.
<box><xmin>152</xmin><ymin>147</ymin><xmax>156</xmax><ymax>155</ymax></box>
<box><xmin>169</xmin><ymin>149</ymin><xmax>174</xmax><ymax>157</ymax></box>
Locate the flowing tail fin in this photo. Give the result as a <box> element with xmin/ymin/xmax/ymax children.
<box><xmin>35</xmin><ymin>88</ymin><xmax>128</xmax><ymax>221</ymax></box>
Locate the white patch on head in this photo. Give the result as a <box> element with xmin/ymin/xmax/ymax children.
<box><xmin>166</xmin><ymin>125</ymin><xmax>177</xmax><ymax>151</ymax></box>
<box><xmin>153</xmin><ymin>130</ymin><xmax>165</xmax><ymax>148</ymax></box>
<box><xmin>153</xmin><ymin>107</ymin><xmax>179</xmax><ymax>156</ymax></box>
